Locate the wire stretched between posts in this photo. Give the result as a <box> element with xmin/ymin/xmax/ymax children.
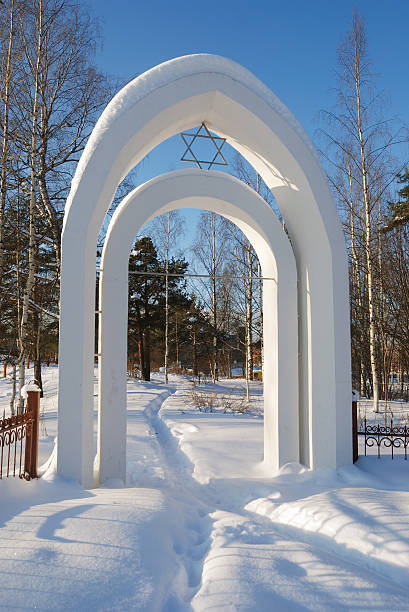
<box><xmin>96</xmin><ymin>268</ymin><xmax>276</xmax><ymax>282</ymax></box>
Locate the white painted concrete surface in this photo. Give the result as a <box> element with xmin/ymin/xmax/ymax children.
<box><xmin>58</xmin><ymin>54</ymin><xmax>351</xmax><ymax>486</ymax></box>
<box><xmin>98</xmin><ymin>170</ymin><xmax>298</xmax><ymax>484</ymax></box>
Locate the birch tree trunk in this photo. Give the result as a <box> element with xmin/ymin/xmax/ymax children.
<box><xmin>346</xmin><ymin>153</ymin><xmax>366</xmax><ymax>396</ymax></box>
<box><xmin>245</xmin><ymin>241</ymin><xmax>254</xmax><ymax>402</ymax></box>
<box><xmin>150</xmin><ymin>210</ymin><xmax>184</xmax><ymax>381</ymax></box>
<box><xmin>164</xmin><ymin>213</ymin><xmax>170</xmax><ymax>384</ymax></box>
<box><xmin>0</xmin><ymin>0</ymin><xmax>15</xmax><ymax>289</ymax></box>
<box><xmin>232</xmin><ymin>230</ymin><xmax>256</xmax><ymax>402</ymax></box>
<box><xmin>17</xmin><ymin>0</ymin><xmax>43</xmax><ymax>413</ymax></box>
<box><xmin>257</xmin><ymin>261</ymin><xmax>263</xmax><ymax>373</ymax></box>
<box><xmin>210</xmin><ymin>212</ymin><xmax>218</xmax><ymax>383</ymax></box>
<box><xmin>175</xmin><ymin>313</ymin><xmax>179</xmax><ymax>367</ymax></box>
<box><xmin>353</xmin><ymin>31</ymin><xmax>379</xmax><ymax>412</ymax></box>
<box><xmin>9</xmin><ymin>364</ymin><xmax>16</xmax><ymax>416</ymax></box>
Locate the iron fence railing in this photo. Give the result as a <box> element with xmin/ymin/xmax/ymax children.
<box><xmin>353</xmin><ymin>399</ymin><xmax>409</xmax><ymax>461</ymax></box>
<box><xmin>0</xmin><ymin>389</ymin><xmax>40</xmax><ymax>480</ymax></box>
<box><xmin>358</xmin><ymin>419</ymin><xmax>409</xmax><ymax>460</ymax></box>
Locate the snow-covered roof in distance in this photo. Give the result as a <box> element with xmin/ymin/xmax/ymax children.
<box><xmin>231</xmin><ymin>366</ymin><xmax>262</xmax><ymax>376</ymax></box>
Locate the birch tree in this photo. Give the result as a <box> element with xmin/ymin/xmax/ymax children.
<box><xmin>16</xmin><ymin>0</ymin><xmax>43</xmax><ymax>411</ymax></box>
<box><xmin>16</xmin><ymin>0</ymin><xmax>110</xmax><ymax>270</ymax></box>
<box><xmin>319</xmin><ymin>11</ymin><xmax>405</xmax><ymax>410</ymax></box>
<box><xmin>0</xmin><ymin>0</ymin><xmax>16</xmax><ymax>291</ymax></box>
<box><xmin>230</xmin><ymin>227</ymin><xmax>258</xmax><ymax>400</ymax></box>
<box><xmin>149</xmin><ymin>211</ymin><xmax>184</xmax><ymax>383</ymax></box>
<box><xmin>232</xmin><ymin>154</ymin><xmax>277</xmax><ymax>375</ymax></box>
<box><xmin>192</xmin><ymin>212</ymin><xmax>230</xmax><ymax>382</ymax></box>
<box><xmin>0</xmin><ymin>0</ymin><xmax>110</xmax><ymax>408</ymax></box>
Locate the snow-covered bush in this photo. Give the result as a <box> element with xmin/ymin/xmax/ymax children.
<box><xmin>188</xmin><ymin>389</ymin><xmax>250</xmax><ymax>414</ymax></box>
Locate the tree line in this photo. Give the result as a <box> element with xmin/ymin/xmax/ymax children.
<box><xmin>0</xmin><ymin>0</ymin><xmax>111</xmax><ymax>411</ymax></box>
<box><xmin>128</xmin><ymin>199</ymin><xmax>264</xmax><ymax>400</ymax></box>
<box><xmin>1</xmin><ymin>3</ymin><xmax>408</xmax><ymax>416</ymax></box>
<box><xmin>0</xmin><ymin>1</ymin><xmax>264</xmax><ymax>414</ymax></box>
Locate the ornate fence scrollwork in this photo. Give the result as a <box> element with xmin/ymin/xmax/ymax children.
<box><xmin>358</xmin><ymin>418</ymin><xmax>409</xmax><ymax>459</ymax></box>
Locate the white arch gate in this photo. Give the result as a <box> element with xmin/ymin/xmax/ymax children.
<box><xmin>98</xmin><ymin>169</ymin><xmax>298</xmax><ymax>484</ymax></box>
<box><xmin>58</xmin><ymin>54</ymin><xmax>351</xmax><ymax>487</ymax></box>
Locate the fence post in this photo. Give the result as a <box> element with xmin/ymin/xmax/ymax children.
<box><xmin>352</xmin><ymin>400</ymin><xmax>358</xmax><ymax>463</ymax></box>
<box><xmin>24</xmin><ymin>385</ymin><xmax>40</xmax><ymax>478</ymax></box>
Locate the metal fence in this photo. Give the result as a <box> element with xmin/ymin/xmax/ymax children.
<box><xmin>358</xmin><ymin>419</ymin><xmax>409</xmax><ymax>459</ymax></box>
<box><xmin>352</xmin><ymin>400</ymin><xmax>409</xmax><ymax>461</ymax></box>
<box><xmin>0</xmin><ymin>389</ymin><xmax>40</xmax><ymax>479</ymax></box>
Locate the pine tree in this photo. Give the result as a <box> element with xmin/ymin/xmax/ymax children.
<box><xmin>384</xmin><ymin>169</ymin><xmax>409</xmax><ymax>231</ymax></box>
<box><xmin>127</xmin><ymin>236</ymin><xmax>189</xmax><ymax>381</ymax></box>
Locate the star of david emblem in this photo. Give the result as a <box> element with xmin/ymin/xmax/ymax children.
<box><xmin>180</xmin><ymin>123</ymin><xmax>227</xmax><ymax>169</ymax></box>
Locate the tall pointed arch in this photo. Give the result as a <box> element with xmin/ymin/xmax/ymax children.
<box><xmin>58</xmin><ymin>55</ymin><xmax>351</xmax><ymax>486</ymax></box>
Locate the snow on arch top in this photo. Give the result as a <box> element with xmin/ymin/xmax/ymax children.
<box><xmin>73</xmin><ymin>53</ymin><xmax>319</xmax><ymax>186</ymax></box>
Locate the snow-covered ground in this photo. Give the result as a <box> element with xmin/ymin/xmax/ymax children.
<box><xmin>1</xmin><ymin>367</ymin><xmax>409</xmax><ymax>610</ymax></box>
<box><xmin>358</xmin><ymin>397</ymin><xmax>409</xmax><ymax>427</ymax></box>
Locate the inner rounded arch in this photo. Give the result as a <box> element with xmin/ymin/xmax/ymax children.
<box><xmin>97</xmin><ymin>170</ymin><xmax>299</xmax><ymax>484</ymax></box>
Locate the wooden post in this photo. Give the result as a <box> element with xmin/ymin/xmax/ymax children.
<box><xmin>26</xmin><ymin>355</ymin><xmax>30</xmax><ymax>369</ymax></box>
<box><xmin>352</xmin><ymin>400</ymin><xmax>358</xmax><ymax>463</ymax></box>
<box><xmin>3</xmin><ymin>362</ymin><xmax>6</xmax><ymax>377</ymax></box>
<box><xmin>24</xmin><ymin>386</ymin><xmax>40</xmax><ymax>478</ymax></box>
<box><xmin>192</xmin><ymin>329</ymin><xmax>198</xmax><ymax>377</ymax></box>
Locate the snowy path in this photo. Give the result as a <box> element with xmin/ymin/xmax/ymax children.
<box><xmin>2</xmin><ymin>371</ymin><xmax>409</xmax><ymax>609</ymax></box>
<box><xmin>0</xmin><ymin>379</ymin><xmax>187</xmax><ymax>610</ymax></box>
<box><xmin>127</xmin><ymin>379</ymin><xmax>409</xmax><ymax>610</ymax></box>
<box><xmin>0</xmin><ymin>376</ymin><xmax>213</xmax><ymax>610</ymax></box>
<box><xmin>155</xmin><ymin>385</ymin><xmax>409</xmax><ymax>610</ymax></box>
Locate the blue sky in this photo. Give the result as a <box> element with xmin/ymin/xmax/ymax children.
<box><xmin>88</xmin><ymin>0</ymin><xmax>408</xmax><ymax>133</ymax></box>
<box><xmin>88</xmin><ymin>0</ymin><xmax>409</xmax><ymax>244</ymax></box>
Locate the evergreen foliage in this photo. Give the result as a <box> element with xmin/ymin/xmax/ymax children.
<box><xmin>128</xmin><ymin>236</ymin><xmax>190</xmax><ymax>381</ymax></box>
<box><xmin>384</xmin><ymin>169</ymin><xmax>409</xmax><ymax>232</ymax></box>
